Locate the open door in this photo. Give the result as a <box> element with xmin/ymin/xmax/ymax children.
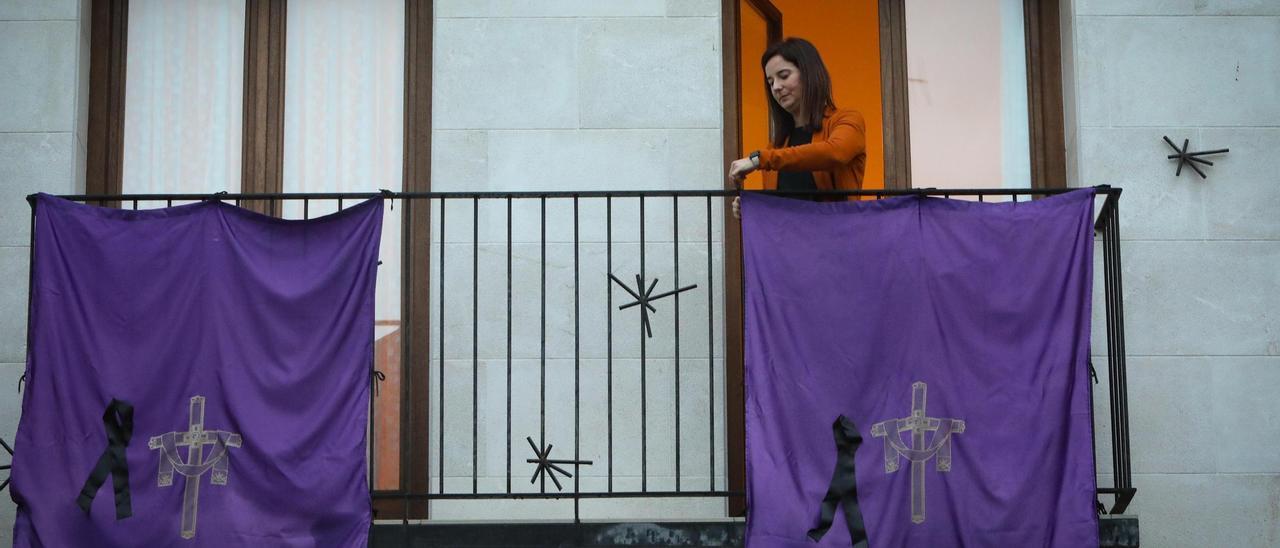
<box><xmin>736</xmin><ymin>0</ymin><xmax>888</xmax><ymax>191</ymax></box>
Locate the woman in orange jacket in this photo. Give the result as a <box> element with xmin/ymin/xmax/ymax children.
<box><xmin>730</xmin><ymin>37</ymin><xmax>867</xmax><ymax>216</ymax></box>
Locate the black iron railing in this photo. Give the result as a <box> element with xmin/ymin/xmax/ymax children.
<box><xmin>29</xmin><ymin>186</ymin><xmax>1133</xmax><ymax>528</ymax></box>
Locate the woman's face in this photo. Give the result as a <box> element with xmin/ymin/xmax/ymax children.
<box><xmin>765</xmin><ymin>55</ymin><xmax>804</xmax><ymax>117</ymax></box>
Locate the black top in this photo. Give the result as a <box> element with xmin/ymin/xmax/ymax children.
<box><xmin>777</xmin><ymin>126</ymin><xmax>817</xmax><ymax>195</ymax></box>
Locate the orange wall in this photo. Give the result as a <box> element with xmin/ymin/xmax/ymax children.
<box><xmin>739</xmin><ymin>0</ymin><xmax>884</xmax><ymax>190</ymax></box>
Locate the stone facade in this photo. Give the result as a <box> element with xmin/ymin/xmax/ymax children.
<box><xmin>1</xmin><ymin>0</ymin><xmax>1277</xmax><ymax>543</ymax></box>
<box><xmin>1064</xmin><ymin>1</ymin><xmax>1280</xmax><ymax>546</ymax></box>
<box><xmin>0</xmin><ymin>0</ymin><xmax>91</xmax><ymax>542</ymax></box>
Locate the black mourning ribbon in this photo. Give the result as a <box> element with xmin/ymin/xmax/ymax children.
<box><xmin>76</xmin><ymin>399</ymin><xmax>134</xmax><ymax>520</ymax></box>
<box><xmin>808</xmin><ymin>415</ymin><xmax>868</xmax><ymax>546</ymax></box>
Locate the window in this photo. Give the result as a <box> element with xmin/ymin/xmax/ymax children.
<box><xmin>122</xmin><ymin>0</ymin><xmax>245</xmax><ymax>206</ymax></box>
<box><xmin>87</xmin><ymin>0</ymin><xmax>432</xmax><ymax>518</ymax></box>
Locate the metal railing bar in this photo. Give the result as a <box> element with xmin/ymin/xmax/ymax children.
<box><xmin>639</xmin><ymin>196</ymin><xmax>648</xmax><ymax>492</ymax></box>
<box><xmin>49</xmin><ymin>186</ymin><xmax>1120</xmax><ymax>203</ymax></box>
<box><xmin>1112</xmin><ymin>211</ymin><xmax>1131</xmax><ymax>493</ymax></box>
<box><xmin>472</xmin><ymin>197</ymin><xmax>479</xmax><ymax>495</ymax></box>
<box><xmin>706</xmin><ymin>196</ymin><xmax>715</xmax><ymax>492</ymax></box>
<box><xmin>506</xmin><ymin>197</ymin><xmax>513</xmax><ymax>495</ymax></box>
<box><xmin>438</xmin><ymin>197</ymin><xmax>446</xmax><ymax>494</ymax></box>
<box><xmin>1103</xmin><ymin>211</ymin><xmax>1122</xmax><ymax>497</ymax></box>
<box><xmin>606</xmin><ymin>197</ymin><xmax>614</xmax><ymax>494</ymax></box>
<box><xmin>372</xmin><ymin>491</ymin><xmax>744</xmax><ymax>501</ymax></box>
<box><xmin>673</xmin><ymin>196</ymin><xmax>681</xmax><ymax>492</ymax></box>
<box><xmin>540</xmin><ymin>196</ymin><xmax>547</xmax><ymax>494</ymax></box>
<box><xmin>1111</xmin><ymin>207</ymin><xmax>1133</xmax><ymax>491</ymax></box>
<box><xmin>573</xmin><ymin>196</ymin><xmax>582</xmax><ymax>522</ymax></box>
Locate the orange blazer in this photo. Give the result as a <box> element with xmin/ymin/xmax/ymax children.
<box><xmin>758</xmin><ymin>107</ymin><xmax>867</xmax><ymax>195</ymax></box>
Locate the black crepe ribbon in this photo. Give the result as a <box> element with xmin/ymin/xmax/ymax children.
<box><xmin>76</xmin><ymin>399</ymin><xmax>134</xmax><ymax>520</ymax></box>
<box><xmin>808</xmin><ymin>415</ymin><xmax>868</xmax><ymax>546</ymax></box>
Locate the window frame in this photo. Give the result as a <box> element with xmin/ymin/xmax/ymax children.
<box><xmin>85</xmin><ymin>0</ymin><xmax>435</xmax><ymax>520</ymax></box>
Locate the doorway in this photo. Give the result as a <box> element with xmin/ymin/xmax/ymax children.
<box><xmin>736</xmin><ymin>0</ymin><xmax>887</xmax><ymax>191</ymax></box>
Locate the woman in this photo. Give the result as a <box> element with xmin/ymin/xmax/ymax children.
<box><xmin>730</xmin><ymin>37</ymin><xmax>867</xmax><ymax>217</ymax></box>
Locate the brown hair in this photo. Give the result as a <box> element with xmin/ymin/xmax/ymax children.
<box><xmin>761</xmin><ymin>37</ymin><xmax>835</xmax><ymax>148</ymax></box>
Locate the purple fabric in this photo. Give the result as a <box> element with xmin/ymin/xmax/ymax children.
<box><xmin>742</xmin><ymin>190</ymin><xmax>1098</xmax><ymax>547</ymax></box>
<box><xmin>13</xmin><ymin>195</ymin><xmax>382</xmax><ymax>547</ymax></box>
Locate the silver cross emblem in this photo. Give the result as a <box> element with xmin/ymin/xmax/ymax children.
<box><xmin>148</xmin><ymin>396</ymin><xmax>242</xmax><ymax>539</ymax></box>
<box><xmin>871</xmin><ymin>382</ymin><xmax>965</xmax><ymax>524</ymax></box>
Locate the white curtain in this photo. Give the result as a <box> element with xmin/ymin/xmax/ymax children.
<box><xmin>123</xmin><ymin>0</ymin><xmax>245</xmax><ymax>204</ymax></box>
<box><xmin>282</xmin><ymin>0</ymin><xmax>405</xmax><ymax>330</ymax></box>
<box><xmin>905</xmin><ymin>0</ymin><xmax>1030</xmax><ymax>190</ymax></box>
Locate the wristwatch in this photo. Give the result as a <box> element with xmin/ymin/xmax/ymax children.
<box><xmin>749</xmin><ymin>150</ymin><xmax>760</xmax><ymax>168</ymax></box>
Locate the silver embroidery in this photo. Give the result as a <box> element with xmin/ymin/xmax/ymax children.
<box><xmin>147</xmin><ymin>396</ymin><xmax>242</xmax><ymax>540</ymax></box>
<box><xmin>871</xmin><ymin>382</ymin><xmax>965</xmax><ymax>524</ymax></box>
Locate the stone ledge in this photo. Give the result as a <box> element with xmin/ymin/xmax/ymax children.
<box><xmin>371</xmin><ymin>516</ymin><xmax>1139</xmax><ymax>547</ymax></box>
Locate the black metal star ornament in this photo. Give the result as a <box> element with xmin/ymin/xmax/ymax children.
<box><xmin>610</xmin><ymin>273</ymin><xmax>698</xmax><ymax>338</ymax></box>
<box><xmin>0</xmin><ymin>436</ymin><xmax>13</xmax><ymax>492</ymax></box>
<box><xmin>526</xmin><ymin>437</ymin><xmax>592</xmax><ymax>491</ymax></box>
<box><xmin>1163</xmin><ymin>136</ymin><xmax>1228</xmax><ymax>179</ymax></box>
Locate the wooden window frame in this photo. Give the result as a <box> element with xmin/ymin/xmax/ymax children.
<box><xmin>720</xmin><ymin>0</ymin><xmax>1067</xmax><ymax>516</ymax></box>
<box><xmin>85</xmin><ymin>0</ymin><xmax>128</xmax><ymax>202</ymax></box>
<box><xmin>239</xmin><ymin>0</ymin><xmax>287</xmax><ymax>215</ymax></box>
<box><xmin>85</xmin><ymin>0</ymin><xmax>435</xmax><ymax>520</ymax></box>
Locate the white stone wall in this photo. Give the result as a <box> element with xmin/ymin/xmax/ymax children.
<box><xmin>7</xmin><ymin>0</ymin><xmax>1275</xmax><ymax>539</ymax></box>
<box><xmin>0</xmin><ymin>0</ymin><xmax>90</xmax><ymax>542</ymax></box>
<box><xmin>1063</xmin><ymin>1</ymin><xmax>1280</xmax><ymax>546</ymax></box>
<box><xmin>426</xmin><ymin>0</ymin><xmax>728</xmax><ymax>520</ymax></box>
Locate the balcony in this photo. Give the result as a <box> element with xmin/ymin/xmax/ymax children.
<box><xmin>29</xmin><ymin>187</ymin><xmax>1135</xmax><ymax>547</ymax></box>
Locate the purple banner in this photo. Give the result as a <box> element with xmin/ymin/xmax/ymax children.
<box><xmin>742</xmin><ymin>191</ymin><xmax>1098</xmax><ymax>547</ymax></box>
<box><xmin>13</xmin><ymin>195</ymin><xmax>382</xmax><ymax>546</ymax></box>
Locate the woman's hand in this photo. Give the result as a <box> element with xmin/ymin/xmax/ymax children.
<box><xmin>728</xmin><ymin>155</ymin><xmax>758</xmax><ymax>219</ymax></box>
<box><xmin>728</xmin><ymin>157</ymin><xmax>757</xmax><ymax>182</ymax></box>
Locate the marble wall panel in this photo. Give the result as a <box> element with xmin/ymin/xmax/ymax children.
<box><xmin>0</xmin><ymin>133</ymin><xmax>75</xmax><ymax>246</ymax></box>
<box><xmin>483</xmin><ymin>129</ymin><xmax>722</xmax><ymax>192</ymax></box>
<box><xmin>1198</xmin><ymin>128</ymin><xmax>1280</xmax><ymax>240</ymax></box>
<box><xmin>1109</xmin><ymin>241</ymin><xmax>1280</xmax><ymax>357</ymax></box>
<box><xmin>0</xmin><ymin>21</ymin><xmax>79</xmax><ymax>132</ymax></box>
<box><xmin>1078</xmin><ymin>127</ymin><xmax>1208</xmax><ymax>240</ymax></box>
<box><xmin>1124</xmin><ymin>472</ymin><xmax>1280</xmax><ymax>547</ymax></box>
<box><xmin>1074</xmin><ymin>16</ymin><xmax>1280</xmax><ymax>127</ymax></box>
<box><xmin>0</xmin><ymin>248</ymin><xmax>30</xmax><ymax>364</ymax></box>
<box><xmin>666</xmin><ymin>0</ymin><xmax>719</xmax><ymax>17</ymax></box>
<box><xmin>0</xmin><ymin>0</ymin><xmax>78</xmax><ymax>21</ymax></box>
<box><xmin>436</xmin><ymin>0</ymin><xmax>667</xmax><ymax>18</ymax></box>
<box><xmin>578</xmin><ymin>18</ymin><xmax>721</xmax><ymax>129</ymax></box>
<box><xmin>433</xmin><ymin>18</ymin><xmax>579</xmax><ymax>130</ymax></box>
<box><xmin>1076</xmin><ymin>0</ymin><xmax>1280</xmax><ymax>16</ymax></box>
<box><xmin>1079</xmin><ymin>130</ymin><xmax>1280</xmax><ymax>240</ymax></box>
